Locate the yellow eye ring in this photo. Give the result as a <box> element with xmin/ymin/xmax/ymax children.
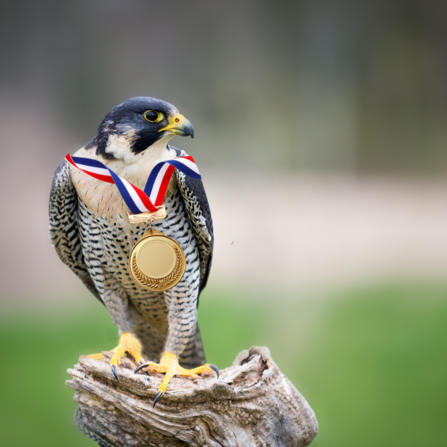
<box><xmin>143</xmin><ymin>110</ymin><xmax>164</xmax><ymax>123</ymax></box>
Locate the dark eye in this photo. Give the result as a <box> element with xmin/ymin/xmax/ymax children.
<box><xmin>143</xmin><ymin>110</ymin><xmax>164</xmax><ymax>123</ymax></box>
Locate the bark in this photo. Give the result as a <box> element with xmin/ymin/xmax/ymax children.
<box><xmin>66</xmin><ymin>346</ymin><xmax>318</xmax><ymax>447</ymax></box>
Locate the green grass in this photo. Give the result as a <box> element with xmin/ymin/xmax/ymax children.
<box><xmin>0</xmin><ymin>283</ymin><xmax>446</xmax><ymax>446</ymax></box>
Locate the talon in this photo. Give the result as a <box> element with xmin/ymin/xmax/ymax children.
<box><xmin>209</xmin><ymin>364</ymin><xmax>219</xmax><ymax>379</ymax></box>
<box><xmin>152</xmin><ymin>391</ymin><xmax>163</xmax><ymax>408</ymax></box>
<box><xmin>134</xmin><ymin>363</ymin><xmax>150</xmax><ymax>374</ymax></box>
<box><xmin>111</xmin><ymin>364</ymin><xmax>119</xmax><ymax>381</ymax></box>
<box><xmin>153</xmin><ymin>391</ymin><xmax>163</xmax><ymax>407</ymax></box>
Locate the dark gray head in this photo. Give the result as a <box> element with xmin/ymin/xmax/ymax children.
<box><xmin>86</xmin><ymin>97</ymin><xmax>194</xmax><ymax>159</ymax></box>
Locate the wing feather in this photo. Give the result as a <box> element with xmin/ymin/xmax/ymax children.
<box><xmin>49</xmin><ymin>160</ymin><xmax>102</xmax><ymax>303</ymax></box>
<box><xmin>174</xmin><ymin>150</ymin><xmax>214</xmax><ymax>295</ymax></box>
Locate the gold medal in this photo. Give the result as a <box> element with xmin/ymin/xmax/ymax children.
<box><xmin>128</xmin><ymin>206</ymin><xmax>186</xmax><ymax>291</ymax></box>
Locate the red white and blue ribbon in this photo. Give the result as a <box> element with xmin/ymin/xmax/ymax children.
<box><xmin>66</xmin><ymin>154</ymin><xmax>201</xmax><ymax>215</ymax></box>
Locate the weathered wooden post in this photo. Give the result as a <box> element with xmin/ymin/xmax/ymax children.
<box><xmin>67</xmin><ymin>346</ymin><xmax>318</xmax><ymax>446</ymax></box>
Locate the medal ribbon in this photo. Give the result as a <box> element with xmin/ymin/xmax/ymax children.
<box><xmin>66</xmin><ymin>153</ymin><xmax>201</xmax><ymax>215</ymax></box>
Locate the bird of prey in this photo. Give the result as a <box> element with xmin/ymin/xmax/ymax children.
<box><xmin>49</xmin><ymin>97</ymin><xmax>217</xmax><ymax>407</ymax></box>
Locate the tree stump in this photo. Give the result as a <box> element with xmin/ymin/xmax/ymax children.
<box><xmin>66</xmin><ymin>346</ymin><xmax>318</xmax><ymax>446</ymax></box>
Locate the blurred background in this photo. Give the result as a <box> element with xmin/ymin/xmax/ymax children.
<box><xmin>0</xmin><ymin>1</ymin><xmax>446</xmax><ymax>446</ymax></box>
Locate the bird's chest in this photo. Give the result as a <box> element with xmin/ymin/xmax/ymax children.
<box><xmin>77</xmin><ymin>183</ymin><xmax>199</xmax><ymax>322</ymax></box>
<box><xmin>78</xmin><ymin>182</ymin><xmax>195</xmax><ymax>272</ymax></box>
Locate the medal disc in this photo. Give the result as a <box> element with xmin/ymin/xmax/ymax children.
<box><xmin>129</xmin><ymin>230</ymin><xmax>186</xmax><ymax>291</ymax></box>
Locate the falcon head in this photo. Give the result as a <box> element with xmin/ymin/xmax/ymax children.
<box><xmin>87</xmin><ymin>97</ymin><xmax>194</xmax><ymax>161</ymax></box>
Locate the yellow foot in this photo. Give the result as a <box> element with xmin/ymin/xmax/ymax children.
<box><xmin>86</xmin><ymin>332</ymin><xmax>144</xmax><ymax>382</ymax></box>
<box><xmin>86</xmin><ymin>352</ymin><xmax>104</xmax><ymax>361</ymax></box>
<box><xmin>134</xmin><ymin>351</ymin><xmax>219</xmax><ymax>407</ymax></box>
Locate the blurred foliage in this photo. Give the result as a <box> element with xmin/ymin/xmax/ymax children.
<box><xmin>0</xmin><ymin>283</ymin><xmax>446</xmax><ymax>446</ymax></box>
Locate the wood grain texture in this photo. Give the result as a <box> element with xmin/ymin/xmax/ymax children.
<box><xmin>66</xmin><ymin>347</ymin><xmax>318</xmax><ymax>447</ymax></box>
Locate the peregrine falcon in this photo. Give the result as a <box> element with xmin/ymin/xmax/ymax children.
<box><xmin>49</xmin><ymin>97</ymin><xmax>217</xmax><ymax>407</ymax></box>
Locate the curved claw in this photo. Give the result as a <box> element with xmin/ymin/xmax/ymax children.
<box><xmin>153</xmin><ymin>391</ymin><xmax>163</xmax><ymax>408</ymax></box>
<box><xmin>111</xmin><ymin>364</ymin><xmax>119</xmax><ymax>382</ymax></box>
<box><xmin>134</xmin><ymin>362</ymin><xmax>150</xmax><ymax>374</ymax></box>
<box><xmin>209</xmin><ymin>364</ymin><xmax>219</xmax><ymax>379</ymax></box>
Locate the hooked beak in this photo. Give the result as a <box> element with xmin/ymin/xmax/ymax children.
<box><xmin>159</xmin><ymin>113</ymin><xmax>194</xmax><ymax>138</ymax></box>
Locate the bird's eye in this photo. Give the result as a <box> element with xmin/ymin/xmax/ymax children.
<box><xmin>143</xmin><ymin>110</ymin><xmax>164</xmax><ymax>123</ymax></box>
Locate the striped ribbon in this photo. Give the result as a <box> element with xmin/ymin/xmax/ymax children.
<box><xmin>66</xmin><ymin>153</ymin><xmax>201</xmax><ymax>215</ymax></box>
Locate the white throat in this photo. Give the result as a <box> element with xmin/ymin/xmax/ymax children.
<box><xmin>100</xmin><ymin>134</ymin><xmax>177</xmax><ymax>189</ymax></box>
<box><xmin>105</xmin><ymin>133</ymin><xmax>174</xmax><ymax>165</ymax></box>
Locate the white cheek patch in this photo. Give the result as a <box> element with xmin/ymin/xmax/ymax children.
<box><xmin>105</xmin><ymin>130</ymin><xmax>139</xmax><ymax>165</ymax></box>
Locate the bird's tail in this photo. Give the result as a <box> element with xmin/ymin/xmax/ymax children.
<box><xmin>179</xmin><ymin>323</ymin><xmax>206</xmax><ymax>368</ymax></box>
